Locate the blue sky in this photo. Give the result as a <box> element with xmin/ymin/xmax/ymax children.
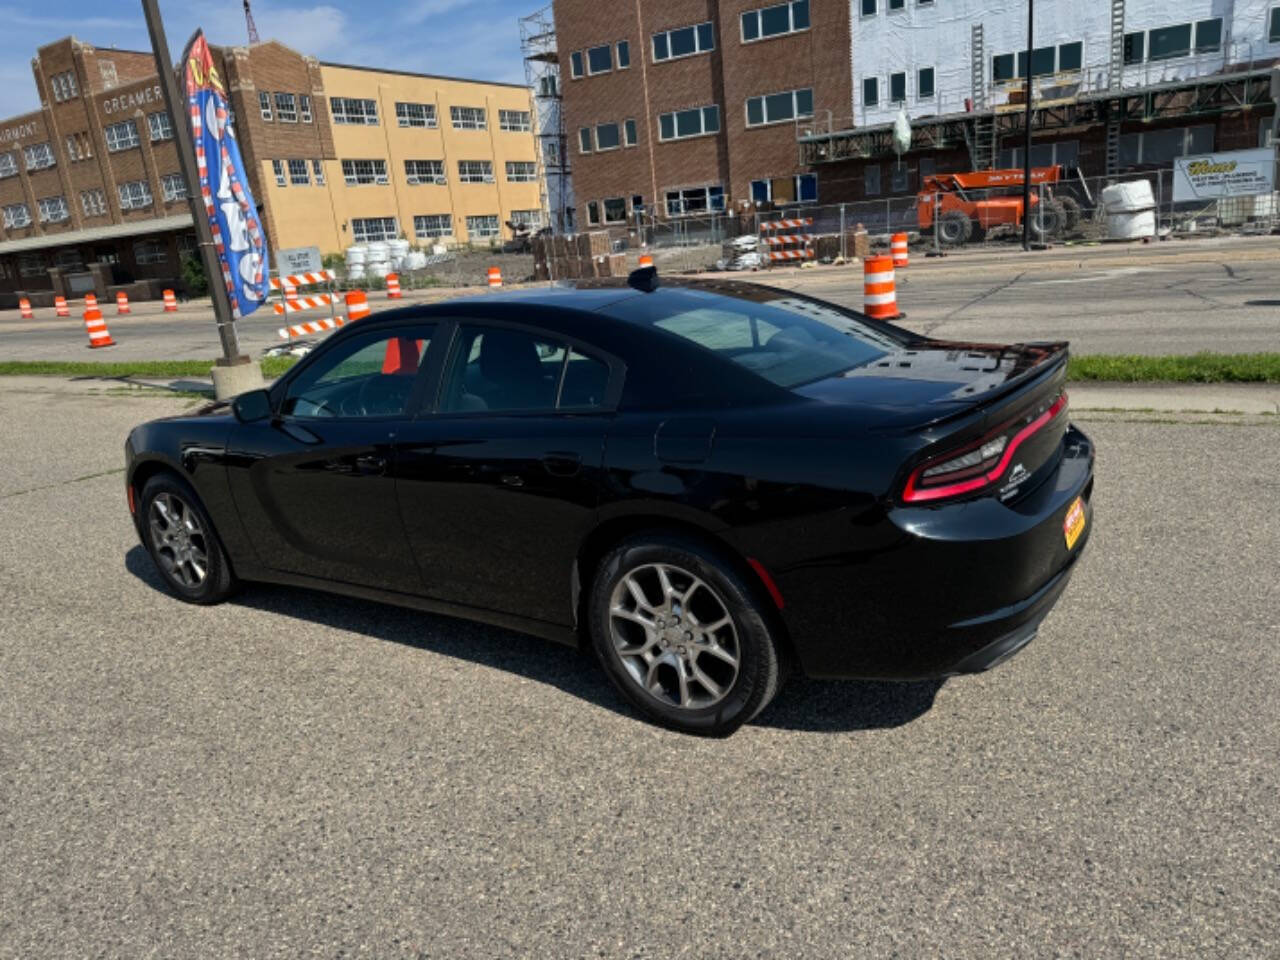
<box><xmin>0</xmin><ymin>0</ymin><xmax>538</xmax><ymax>118</ymax></box>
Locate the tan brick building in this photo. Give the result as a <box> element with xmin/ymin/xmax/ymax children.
<box><xmin>0</xmin><ymin>36</ymin><xmax>540</xmax><ymax>304</ymax></box>
<box><xmin>553</xmin><ymin>0</ymin><xmax>849</xmax><ymax>229</ymax></box>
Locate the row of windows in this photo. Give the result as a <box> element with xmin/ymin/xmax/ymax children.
<box><xmin>1123</xmin><ymin>19</ymin><xmax>1223</xmax><ymax>65</ymax></box>
<box><xmin>103</xmin><ymin>113</ymin><xmax>173</xmax><ymax>153</ymax></box>
<box><xmin>993</xmin><ymin>43</ymin><xmax>1083</xmax><ymax>82</ymax></box>
<box><xmin>259</xmin><ymin>91</ymin><xmax>313</xmax><ymax>124</ymax></box>
<box><xmin>272</xmin><ymin>159</ymin><xmax>328</xmax><ymax>188</ymax></box>
<box><xmin>2</xmin><ymin>240</ymin><xmax>190</xmax><ymax>279</ymax></box>
<box><xmin>307</xmin><ymin>157</ymin><xmax>538</xmax><ymax>187</ymax></box>
<box><xmin>571</xmin><ymin>1</ymin><xmax>809</xmax><ymax>81</ymax></box>
<box><xmin>863</xmin><ymin>69</ymin><xmax>935</xmax><ymax>107</ymax></box>
<box><xmin>0</xmin><ymin>118</ymin><xmax>170</xmax><ymax>177</ymax></box>
<box><xmin>349</xmin><ymin>214</ymin><xmax>514</xmax><ymax>245</ymax></box>
<box><xmin>330</xmin><ymin>98</ymin><xmax>524</xmax><ymax>132</ymax></box>
<box><xmin>859</xmin><ymin>0</ymin><xmax>933</xmax><ymax>14</ymax></box>
<box><xmin>50</xmin><ymin>71</ymin><xmax>79</xmax><ymax>102</ymax></box>
<box><xmin>579</xmin><ymin>119</ymin><xmax>639</xmax><ymax>153</ymax></box>
<box><xmin>1</xmin><ymin>175</ymin><xmax>187</xmax><ymax>227</ymax></box>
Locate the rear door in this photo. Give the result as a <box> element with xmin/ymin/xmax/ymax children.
<box><xmin>394</xmin><ymin>320</ymin><xmax>620</xmax><ymax>625</ymax></box>
<box><xmin>227</xmin><ymin>321</ymin><xmax>440</xmax><ymax>593</ymax></box>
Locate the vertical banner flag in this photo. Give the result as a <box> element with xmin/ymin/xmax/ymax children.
<box><xmin>182</xmin><ymin>31</ymin><xmax>268</xmax><ymax>317</ymax></box>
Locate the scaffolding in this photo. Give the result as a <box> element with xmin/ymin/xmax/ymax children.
<box><xmin>520</xmin><ymin>5</ymin><xmax>574</xmax><ymax>234</ymax></box>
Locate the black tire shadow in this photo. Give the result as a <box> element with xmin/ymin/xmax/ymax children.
<box><xmin>126</xmin><ymin>545</ymin><xmax>941</xmax><ymax>734</ymax></box>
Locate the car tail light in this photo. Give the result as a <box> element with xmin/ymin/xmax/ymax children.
<box><xmin>902</xmin><ymin>393</ymin><xmax>1068</xmax><ymax>503</ymax></box>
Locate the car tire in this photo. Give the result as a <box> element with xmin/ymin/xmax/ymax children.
<box><xmin>588</xmin><ymin>533</ymin><xmax>785</xmax><ymax>736</ymax></box>
<box><xmin>138</xmin><ymin>472</ymin><xmax>238</xmax><ymax>605</ymax></box>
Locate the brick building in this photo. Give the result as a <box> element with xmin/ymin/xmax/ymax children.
<box><xmin>554</xmin><ymin>0</ymin><xmax>850</xmax><ymax>229</ymax></box>
<box><xmin>0</xmin><ymin>36</ymin><xmax>540</xmax><ymax>305</ymax></box>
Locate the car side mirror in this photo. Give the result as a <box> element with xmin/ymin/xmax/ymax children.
<box><xmin>232</xmin><ymin>388</ymin><xmax>273</xmax><ymax>423</ymax></box>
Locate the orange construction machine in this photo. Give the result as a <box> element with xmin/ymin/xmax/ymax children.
<box><xmin>917</xmin><ymin>166</ymin><xmax>1086</xmax><ymax>245</ymax></box>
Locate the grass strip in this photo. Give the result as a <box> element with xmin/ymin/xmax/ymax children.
<box><xmin>2</xmin><ymin>352</ymin><xmax>1278</xmax><ymax>384</ymax></box>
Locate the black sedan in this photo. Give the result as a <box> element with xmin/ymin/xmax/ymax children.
<box><xmin>126</xmin><ymin>271</ymin><xmax>1093</xmax><ymax>735</ymax></box>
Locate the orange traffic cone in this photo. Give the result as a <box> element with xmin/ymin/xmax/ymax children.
<box><xmin>162</xmin><ymin>289</ymin><xmax>178</xmax><ymax>312</ymax></box>
<box><xmin>84</xmin><ymin>293</ymin><xmax>98</xmax><ymax>311</ymax></box>
<box><xmin>863</xmin><ymin>255</ymin><xmax>900</xmax><ymax>320</ymax></box>
<box><xmin>83</xmin><ymin>304</ymin><xmax>116</xmax><ymax>348</ymax></box>
<box><xmin>54</xmin><ymin>295</ymin><xmax>70</xmax><ymax>317</ymax></box>
<box><xmin>19</xmin><ymin>297</ymin><xmax>34</xmax><ymax>319</ymax></box>
<box><xmin>891</xmin><ymin>233</ymin><xmax>909</xmax><ymax>268</ymax></box>
<box><xmin>345</xmin><ymin>289</ymin><xmax>371</xmax><ymax>322</ymax></box>
<box><xmin>115</xmin><ymin>291</ymin><xmax>131</xmax><ymax>314</ymax></box>
<box><xmin>487</xmin><ymin>266</ymin><xmax>502</xmax><ymax>289</ymax></box>
<box><xmin>638</xmin><ymin>254</ymin><xmax>654</xmax><ymax>268</ymax></box>
<box><xmin>386</xmin><ymin>273</ymin><xmax>402</xmax><ymax>299</ymax></box>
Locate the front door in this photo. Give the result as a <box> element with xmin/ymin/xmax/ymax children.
<box><xmin>227</xmin><ymin>322</ymin><xmax>439</xmax><ymax>593</ymax></box>
<box><xmin>394</xmin><ymin>322</ymin><xmax>616</xmax><ymax>625</ymax></box>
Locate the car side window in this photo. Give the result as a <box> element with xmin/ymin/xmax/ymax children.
<box><xmin>442</xmin><ymin>325</ymin><xmax>609</xmax><ymax>413</ymax></box>
<box><xmin>281</xmin><ymin>325</ymin><xmax>435</xmax><ymax>419</ymax></box>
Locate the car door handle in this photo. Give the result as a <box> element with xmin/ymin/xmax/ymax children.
<box><xmin>541</xmin><ymin>453</ymin><xmax>581</xmax><ymax>477</ymax></box>
<box><xmin>354</xmin><ymin>455</ymin><xmax>387</xmax><ymax>476</ymax></box>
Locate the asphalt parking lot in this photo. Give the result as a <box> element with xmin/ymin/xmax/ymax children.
<box><xmin>0</xmin><ymin>377</ymin><xmax>1277</xmax><ymax>957</ymax></box>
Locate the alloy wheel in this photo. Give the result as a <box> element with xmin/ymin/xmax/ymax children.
<box><xmin>148</xmin><ymin>492</ymin><xmax>209</xmax><ymax>588</ymax></box>
<box><xmin>608</xmin><ymin>562</ymin><xmax>740</xmax><ymax>710</ymax></box>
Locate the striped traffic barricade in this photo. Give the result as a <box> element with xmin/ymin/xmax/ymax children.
<box><xmin>863</xmin><ymin>255</ymin><xmax>899</xmax><ymax>320</ymax></box>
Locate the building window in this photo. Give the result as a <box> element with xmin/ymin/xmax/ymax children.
<box><xmin>860</xmin><ymin>0</ymin><xmax>876</xmax><ymax>17</ymax></box>
<box><xmin>1149</xmin><ymin>24</ymin><xmax>1192</xmax><ymax>61</ymax></box>
<box><xmin>890</xmin><ymin>72</ymin><xmax>906</xmax><ymax>103</ymax></box>
<box><xmin>162</xmin><ymin>173</ymin><xmax>189</xmax><ymax>201</ymax></box>
<box><xmin>466</xmin><ymin>214</ymin><xmax>500</xmax><ymax>238</ymax></box>
<box><xmin>1017</xmin><ymin>45</ymin><xmax>1057</xmax><ymax>78</ymax></box>
<box><xmin>862</xmin><ymin>77</ymin><xmax>878</xmax><ymax>107</ymax></box>
<box><xmin>397</xmin><ymin>102</ymin><xmax>438</xmax><ymax>128</ymax></box>
<box><xmin>889</xmin><ymin>0</ymin><xmax>904</xmax><ymax>9</ymax></box>
<box><xmin>3</xmin><ymin>203</ymin><xmax>31</xmax><ymax>228</ymax></box>
<box><xmin>499</xmin><ymin>109</ymin><xmax>531</xmax><ymax>132</ymax></box>
<box><xmin>993</xmin><ymin>52</ymin><xmax>1015</xmax><ymax>80</ymax></box>
<box><xmin>450</xmin><ymin>106</ymin><xmax>487</xmax><ymax>130</ymax></box>
<box><xmin>351</xmin><ymin>217</ymin><xmax>398</xmax><ymax>243</ymax></box>
<box><xmin>745</xmin><ymin>88</ymin><xmax>812</xmax><ymax>127</ymax></box>
<box><xmin>579</xmin><ymin>127</ymin><xmax>592</xmax><ymax>153</ymax></box>
<box><xmin>0</xmin><ymin>153</ymin><xmax>17</xmax><ymax>178</ymax></box>
<box><xmin>601</xmin><ymin>197</ymin><xmax>626</xmax><ymax>223</ymax></box>
<box><xmin>80</xmin><ymin>189</ymin><xmax>106</xmax><ymax>217</ymax></box>
<box><xmin>275</xmin><ymin>92</ymin><xmax>298</xmax><ymax>123</ymax></box>
<box><xmin>330</xmin><ymin>97</ymin><xmax>379</xmax><ymax>125</ymax></box>
<box><xmin>24</xmin><ymin>141</ymin><xmax>57</xmax><ymax>169</ymax></box>
<box><xmin>103</xmin><ymin>121</ymin><xmax>139</xmax><ymax>153</ymax></box>
<box><xmin>117</xmin><ymin>180</ymin><xmax>153</xmax><ymax>211</ymax></box>
<box><xmin>506</xmin><ymin>161</ymin><xmax>537</xmax><ymax>182</ymax></box>
<box><xmin>586</xmin><ymin>200</ymin><xmax>600</xmax><ymax>225</ymax></box>
<box><xmin>1117</xmin><ymin>124</ymin><xmax>1213</xmax><ymax>167</ymax></box>
<box><xmin>1195</xmin><ymin>18</ymin><xmax>1223</xmax><ymax>53</ymax></box>
<box><xmin>617</xmin><ymin>40</ymin><xmax>630</xmax><ymax>69</ymax></box>
<box><xmin>50</xmin><ymin>70</ymin><xmax>79</xmax><ymax>102</ymax></box>
<box><xmin>300</xmin><ymin>94</ymin><xmax>313</xmax><ymax>122</ymax></box>
<box><xmin>458</xmin><ymin>160</ymin><xmax>494</xmax><ymax>183</ymax></box>
<box><xmin>595</xmin><ymin>122</ymin><xmax>621</xmax><ymax>150</ymax></box>
<box><xmin>1272</xmin><ymin>8</ymin><xmax>1280</xmax><ymax>43</ymax></box>
<box><xmin>259</xmin><ymin>91</ymin><xmax>273</xmax><ymax>121</ymax></box>
<box><xmin>273</xmin><ymin>159</ymin><xmax>287</xmax><ymax>187</ymax></box>
<box><xmin>510</xmin><ymin>209</ymin><xmax>542</xmax><ymax>228</ymax></box>
<box><xmin>17</xmin><ymin>253</ymin><xmax>44</xmax><ymax>276</ymax></box>
<box><xmin>1123</xmin><ymin>32</ymin><xmax>1145</xmax><ymax>64</ymax></box>
<box><xmin>750</xmin><ymin>173</ymin><xmax>817</xmax><ymax>204</ymax></box>
<box><xmin>147</xmin><ymin>111</ymin><xmax>173</xmax><ymax>142</ymax></box>
<box><xmin>865</xmin><ymin>164</ymin><xmax>881</xmax><ymax>196</ymax></box>
<box><xmin>998</xmin><ymin>140</ymin><xmax>1080</xmax><ymax>170</ymax></box>
<box><xmin>287</xmin><ymin>159</ymin><xmax>310</xmax><ymax>186</ymax></box>
<box><xmin>653</xmin><ymin>21</ymin><xmax>715</xmax><ymax>61</ymax></box>
<box><xmin>586</xmin><ymin>44</ymin><xmax>613</xmax><ymax>74</ymax></box>
<box><xmin>37</xmin><ymin>196</ymin><xmax>69</xmax><ymax>223</ymax></box>
<box><xmin>342</xmin><ymin>159</ymin><xmax>390</xmax><ymax>185</ymax></box>
<box><xmin>664</xmin><ymin>184</ymin><xmax>724</xmax><ymax>216</ymax></box>
<box><xmin>624</xmin><ymin>118</ymin><xmax>638</xmax><ymax>146</ymax></box>
<box><xmin>312</xmin><ymin>159</ymin><xmax>326</xmax><ymax>185</ymax></box>
<box><xmin>658</xmin><ymin>105</ymin><xmax>720</xmax><ymax>141</ymax></box>
<box><xmin>918</xmin><ymin>67</ymin><xmax>935</xmax><ymax>99</ymax></box>
<box><xmin>891</xmin><ymin>166</ymin><xmax>910</xmax><ymax>193</ymax></box>
<box><xmin>133</xmin><ymin>240</ymin><xmax>167</xmax><ymax>265</ymax></box>
<box><xmin>742</xmin><ymin>0</ymin><xmax>810</xmax><ymax>41</ymax></box>
<box><xmin>65</xmin><ymin>134</ymin><xmax>84</xmax><ymax>162</ymax></box>
<box><xmin>405</xmin><ymin>159</ymin><xmax>446</xmax><ymax>184</ymax></box>
<box><xmin>413</xmin><ymin>213</ymin><xmax>452</xmax><ymax>239</ymax></box>
<box><xmin>570</xmin><ymin>51</ymin><xmax>584</xmax><ymax>78</ymax></box>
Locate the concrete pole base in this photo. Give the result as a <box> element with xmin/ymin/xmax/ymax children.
<box><xmin>210</xmin><ymin>356</ymin><xmax>266</xmax><ymax>400</ymax></box>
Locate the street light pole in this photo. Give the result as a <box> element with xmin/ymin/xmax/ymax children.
<box><xmin>140</xmin><ymin>0</ymin><xmax>247</xmax><ymax>367</ymax></box>
<box><xmin>1021</xmin><ymin>0</ymin><xmax>1035</xmax><ymax>251</ymax></box>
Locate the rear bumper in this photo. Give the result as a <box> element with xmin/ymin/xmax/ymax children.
<box><xmin>777</xmin><ymin>424</ymin><xmax>1094</xmax><ymax>680</ymax></box>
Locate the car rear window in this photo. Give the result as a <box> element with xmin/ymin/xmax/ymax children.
<box><xmin>608</xmin><ymin>287</ymin><xmax>900</xmax><ymax>388</ymax></box>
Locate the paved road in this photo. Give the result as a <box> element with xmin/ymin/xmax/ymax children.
<box><xmin>1</xmin><ymin>377</ymin><xmax>1277</xmax><ymax>957</ymax></box>
<box><xmin>2</xmin><ymin>238</ymin><xmax>1278</xmax><ymax>362</ymax></box>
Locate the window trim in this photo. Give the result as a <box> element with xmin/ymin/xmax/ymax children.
<box><xmin>744</xmin><ymin>88</ymin><xmax>814</xmax><ymax>128</ymax></box>
<box><xmin>652</xmin><ymin>21</ymin><xmax>716</xmax><ymax>63</ymax></box>
<box><xmin>741</xmin><ymin>0</ymin><xmax>811</xmax><ymax>42</ymax></box>
<box><xmin>594</xmin><ymin>121</ymin><xmax>622</xmax><ymax>152</ymax></box>
<box><xmin>586</xmin><ymin>44</ymin><xmax>613</xmax><ymax>75</ymax></box>
<box><xmin>658</xmin><ymin>105</ymin><xmax>721</xmax><ymax>142</ymax></box>
<box><xmin>917</xmin><ymin>66</ymin><xmax>935</xmax><ymax>100</ymax></box>
<box><xmin>396</xmin><ymin>101</ymin><xmax>439</xmax><ymax>128</ymax></box>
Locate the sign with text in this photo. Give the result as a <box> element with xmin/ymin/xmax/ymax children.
<box><xmin>182</xmin><ymin>30</ymin><xmax>268</xmax><ymax>318</ymax></box>
<box><xmin>277</xmin><ymin>246</ymin><xmax>323</xmax><ymax>275</ymax></box>
<box><xmin>1173</xmin><ymin>148</ymin><xmax>1276</xmax><ymax>202</ymax></box>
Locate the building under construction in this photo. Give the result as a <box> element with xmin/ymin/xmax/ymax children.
<box><xmin>520</xmin><ymin>4</ymin><xmax>575</xmax><ymax>233</ymax></box>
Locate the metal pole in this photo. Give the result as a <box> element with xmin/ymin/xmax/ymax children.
<box><xmin>839</xmin><ymin>203</ymin><xmax>846</xmax><ymax>260</ymax></box>
<box><xmin>1021</xmin><ymin>0</ymin><xmax>1035</xmax><ymax>251</ymax></box>
<box><xmin>140</xmin><ymin>0</ymin><xmax>246</xmax><ymax>366</ymax></box>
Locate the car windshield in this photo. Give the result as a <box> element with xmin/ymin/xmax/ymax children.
<box><xmin>605</xmin><ymin>285</ymin><xmax>901</xmax><ymax>388</ymax></box>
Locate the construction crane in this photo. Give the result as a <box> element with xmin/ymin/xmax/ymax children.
<box><xmin>243</xmin><ymin>0</ymin><xmax>261</xmax><ymax>45</ymax></box>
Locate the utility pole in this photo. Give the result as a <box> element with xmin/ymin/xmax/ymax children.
<box><xmin>1021</xmin><ymin>0</ymin><xmax>1035</xmax><ymax>251</ymax></box>
<box><xmin>140</xmin><ymin>0</ymin><xmax>254</xmax><ymax>376</ymax></box>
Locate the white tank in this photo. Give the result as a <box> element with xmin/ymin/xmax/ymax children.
<box><xmin>1100</xmin><ymin>180</ymin><xmax>1155</xmax><ymax>214</ymax></box>
<box><xmin>367</xmin><ymin>261</ymin><xmax>391</xmax><ymax>279</ymax></box>
<box><xmin>388</xmin><ymin>239</ymin><xmax>411</xmax><ymax>258</ymax></box>
<box><xmin>1107</xmin><ymin>210</ymin><xmax>1156</xmax><ymax>240</ymax></box>
<box><xmin>346</xmin><ymin>263</ymin><xmax>366</xmax><ymax>279</ymax></box>
<box><xmin>365</xmin><ymin>241</ymin><xmax>389</xmax><ymax>260</ymax></box>
<box><xmin>344</xmin><ymin>244</ymin><xmax>368</xmax><ymax>264</ymax></box>
<box><xmin>405</xmin><ymin>251</ymin><xmax>428</xmax><ymax>270</ymax></box>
